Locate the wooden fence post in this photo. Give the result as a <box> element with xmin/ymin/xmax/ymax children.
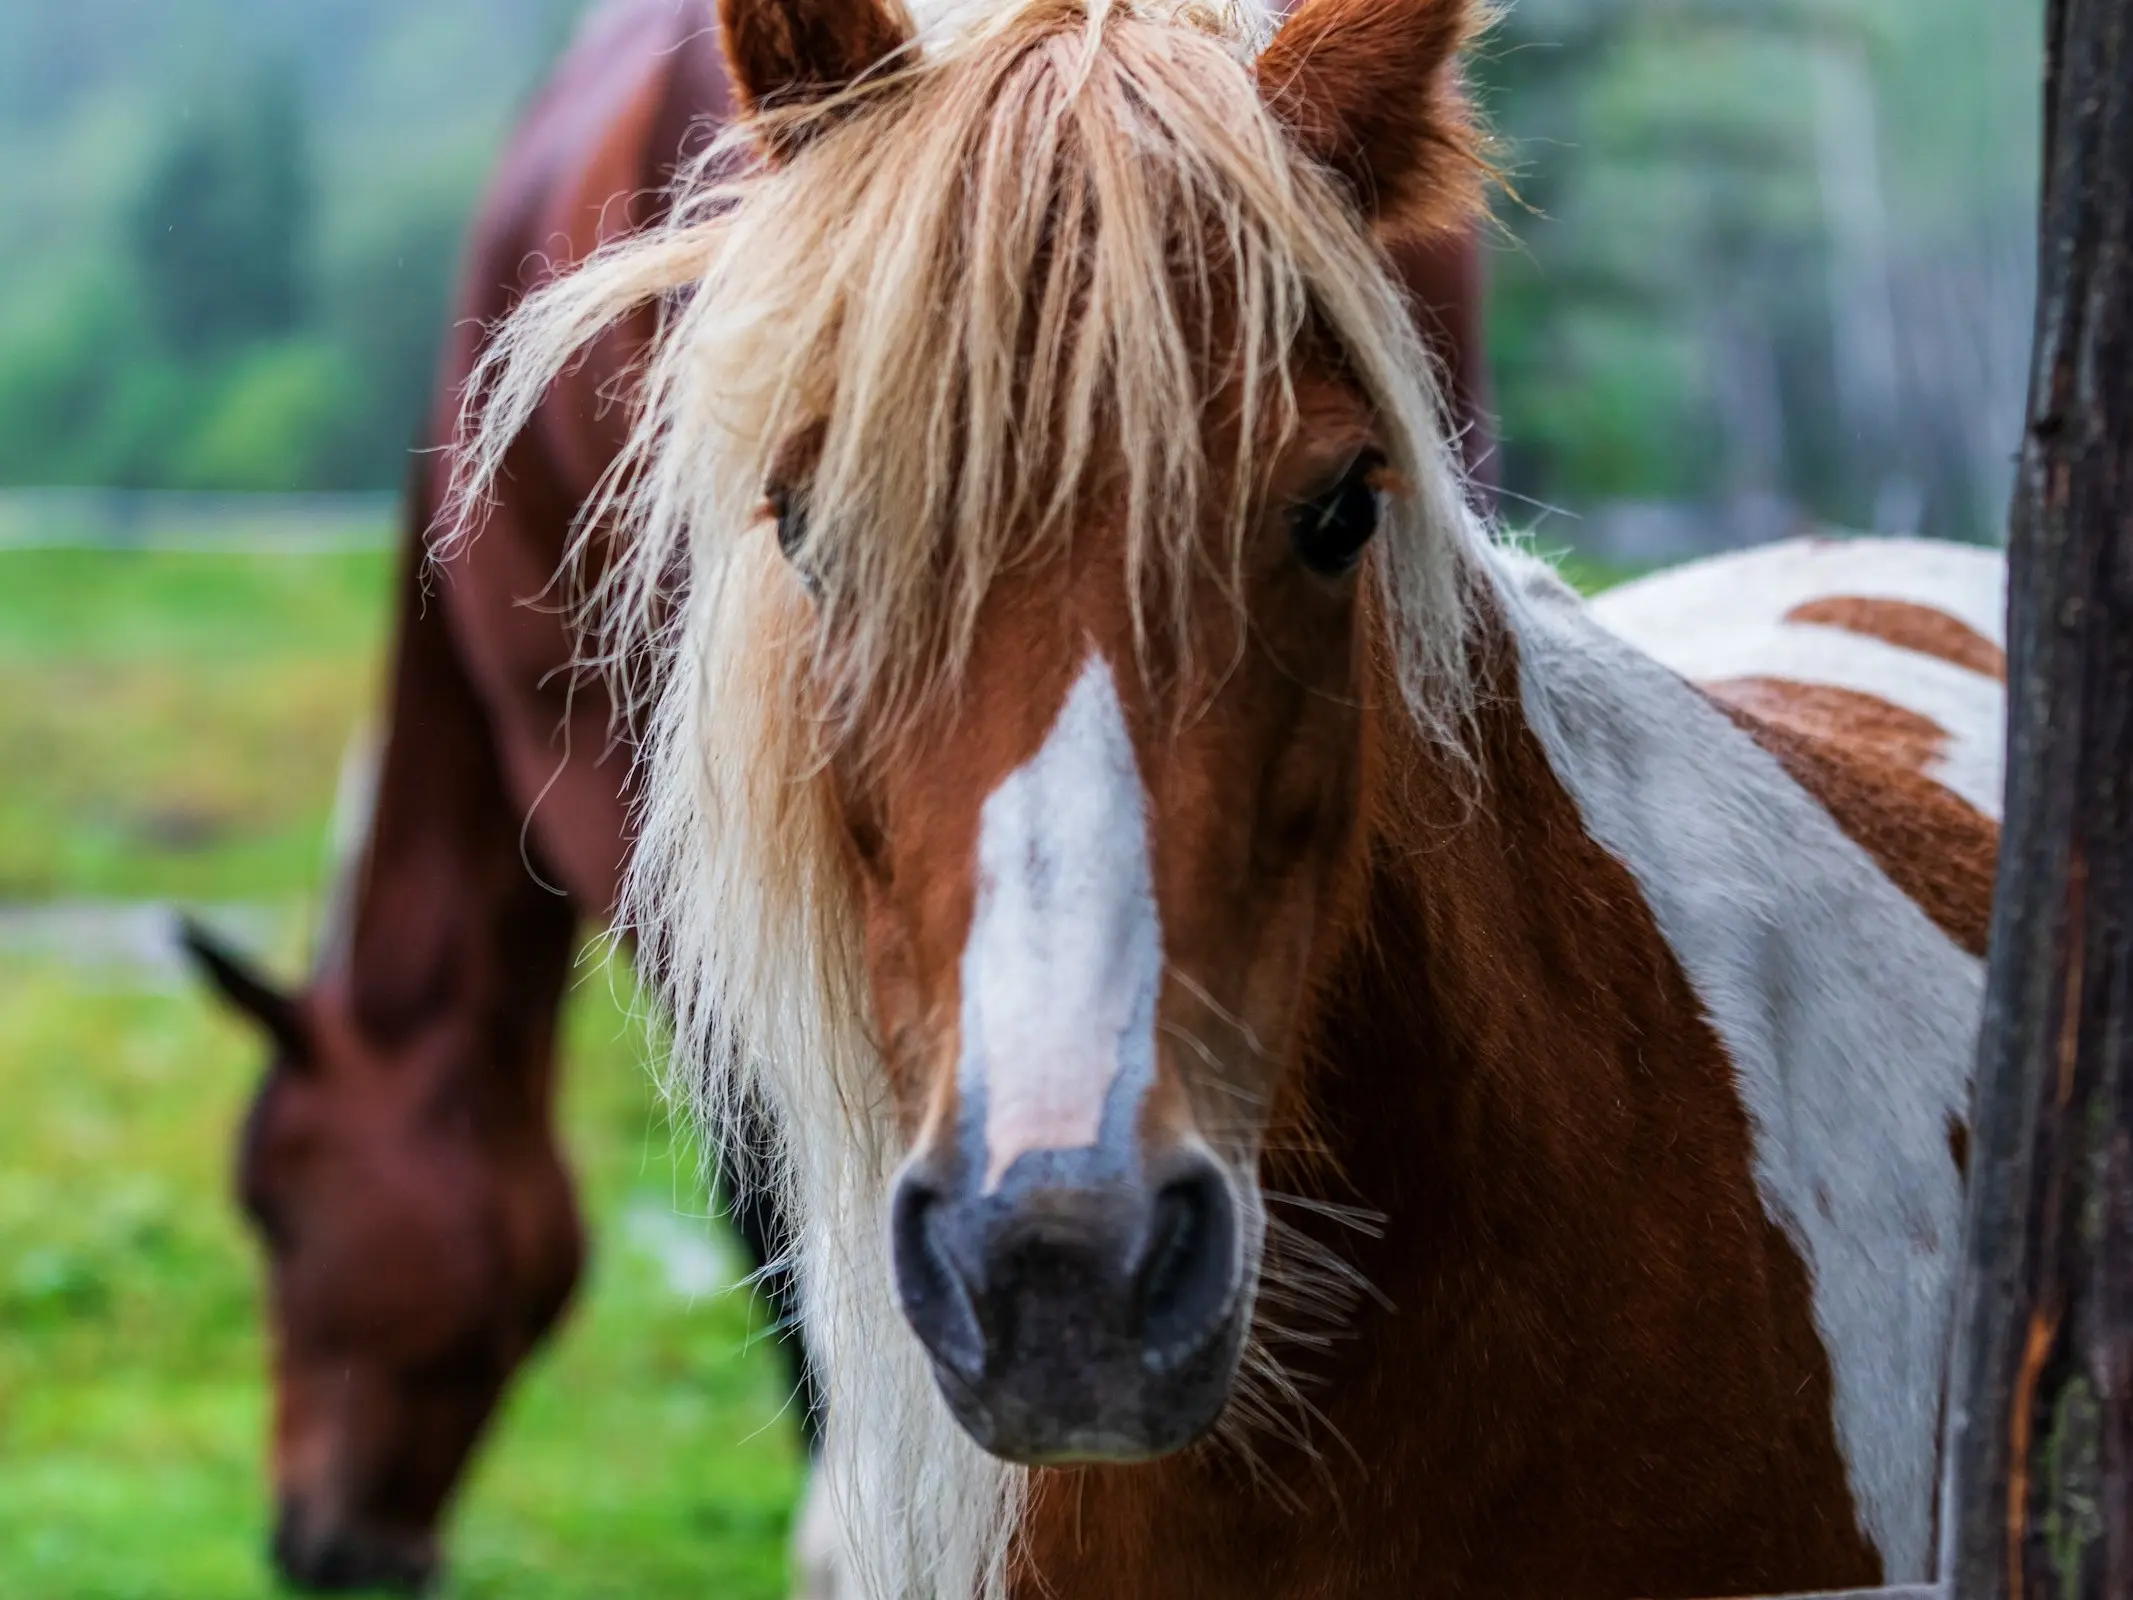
<box><xmin>1937</xmin><ymin>0</ymin><xmax>2133</xmax><ymax>1594</ymax></box>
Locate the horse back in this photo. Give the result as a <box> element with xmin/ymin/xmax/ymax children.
<box><xmin>1593</xmin><ymin>536</ymin><xmax>2004</xmax><ymax>957</ymax></box>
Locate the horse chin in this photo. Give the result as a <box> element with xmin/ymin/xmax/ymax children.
<box><xmin>926</xmin><ymin>1305</ymin><xmax>1249</xmax><ymax>1467</ymax></box>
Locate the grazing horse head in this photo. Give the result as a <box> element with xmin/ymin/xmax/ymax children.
<box><xmin>458</xmin><ymin>0</ymin><xmax>1488</xmax><ymax>1562</ymax></box>
<box><xmin>183</xmin><ymin>921</ymin><xmax>583</xmax><ymax>1593</ymax></box>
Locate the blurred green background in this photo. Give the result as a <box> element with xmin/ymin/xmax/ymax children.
<box><xmin>1478</xmin><ymin>0</ymin><xmax>2039</xmax><ymax>551</ymax></box>
<box><xmin>0</xmin><ymin>0</ymin><xmax>2042</xmax><ymax>541</ymax></box>
<box><xmin>0</xmin><ymin>547</ymin><xmax>804</xmax><ymax>1597</ymax></box>
<box><xmin>0</xmin><ymin>2</ymin><xmax>582</xmax><ymax>495</ymax></box>
<box><xmin>0</xmin><ymin>0</ymin><xmax>2042</xmax><ymax>1595</ymax></box>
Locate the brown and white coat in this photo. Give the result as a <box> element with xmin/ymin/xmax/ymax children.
<box><xmin>452</xmin><ymin>0</ymin><xmax>2005</xmax><ymax>1590</ymax></box>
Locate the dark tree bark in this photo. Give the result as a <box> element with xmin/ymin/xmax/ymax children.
<box><xmin>1939</xmin><ymin>0</ymin><xmax>2133</xmax><ymax>1595</ymax></box>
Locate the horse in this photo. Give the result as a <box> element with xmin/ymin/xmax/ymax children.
<box><xmin>182</xmin><ymin>0</ymin><xmax>1494</xmax><ymax>1591</ymax></box>
<box><xmin>177</xmin><ymin>6</ymin><xmax>779</xmax><ymax>1590</ymax></box>
<box><xmin>456</xmin><ymin>0</ymin><xmax>2005</xmax><ymax>1594</ymax></box>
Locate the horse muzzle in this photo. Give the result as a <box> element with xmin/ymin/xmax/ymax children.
<box><xmin>272</xmin><ymin>1494</ymin><xmax>438</xmax><ymax>1595</ymax></box>
<box><xmin>890</xmin><ymin>1141</ymin><xmax>1247</xmax><ymax>1463</ymax></box>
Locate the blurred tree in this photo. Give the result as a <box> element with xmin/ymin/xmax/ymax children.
<box><xmin>126</xmin><ymin>63</ymin><xmax>311</xmax><ymax>357</ymax></box>
<box><xmin>0</xmin><ymin>1</ymin><xmax>600</xmax><ymax>492</ymax></box>
<box><xmin>1475</xmin><ymin>0</ymin><xmax>2038</xmax><ymax>552</ymax></box>
<box><xmin>0</xmin><ymin>0</ymin><xmax>2036</xmax><ymax>517</ymax></box>
<box><xmin>306</xmin><ymin>198</ymin><xmax>468</xmax><ymax>488</ymax></box>
<box><xmin>177</xmin><ymin>341</ymin><xmax>355</xmax><ymax>491</ymax></box>
<box><xmin>0</xmin><ymin>264</ymin><xmax>146</xmax><ymax>485</ymax></box>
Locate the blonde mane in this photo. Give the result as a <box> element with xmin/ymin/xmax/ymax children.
<box><xmin>452</xmin><ymin>0</ymin><xmax>1491</xmax><ymax>1591</ymax></box>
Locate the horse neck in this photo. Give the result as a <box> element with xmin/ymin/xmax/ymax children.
<box><xmin>1289</xmin><ymin>598</ymin><xmax>1766</xmax><ymax>1405</ymax></box>
<box><xmin>309</xmin><ymin>0</ymin><xmax>729</xmax><ymax>1121</ymax></box>
<box><xmin>323</xmin><ymin>514</ymin><xmax>579</xmax><ymax>1120</ymax></box>
<box><xmin>1279</xmin><ymin>576</ymin><xmax>1869</xmax><ymax>1587</ymax></box>
<box><xmin>1019</xmin><ymin>568</ymin><xmax>1875</xmax><ymax>1597</ymax></box>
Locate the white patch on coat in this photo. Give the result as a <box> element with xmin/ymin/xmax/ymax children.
<box><xmin>959</xmin><ymin>651</ymin><xmax>1162</xmax><ymax>1193</ymax></box>
<box><xmin>1592</xmin><ymin>536</ymin><xmax>2006</xmax><ymax>819</ymax></box>
<box><xmin>1501</xmin><ymin>544</ymin><xmax>1991</xmax><ymax>1583</ymax></box>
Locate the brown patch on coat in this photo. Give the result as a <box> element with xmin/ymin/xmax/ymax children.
<box><xmin>1012</xmin><ymin>612</ymin><xmax>1880</xmax><ymax>1599</ymax></box>
<box><xmin>1712</xmin><ymin>676</ymin><xmax>1948</xmax><ymax>776</ymax></box>
<box><xmin>1948</xmin><ymin>1116</ymin><xmax>1970</xmax><ymax>1178</ymax></box>
<box><xmin>1786</xmin><ymin>595</ymin><xmax>2005</xmax><ymax>681</ymax></box>
<box><xmin>1708</xmin><ymin>678</ymin><xmax>1996</xmax><ymax>959</ymax></box>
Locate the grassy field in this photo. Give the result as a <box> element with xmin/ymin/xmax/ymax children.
<box><xmin>0</xmin><ymin>548</ymin><xmax>392</xmax><ymax>902</ymax></box>
<box><xmin>0</xmin><ymin>546</ymin><xmax>802</xmax><ymax>1598</ymax></box>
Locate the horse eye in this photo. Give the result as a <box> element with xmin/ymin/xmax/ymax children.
<box><xmin>768</xmin><ymin>486</ymin><xmax>806</xmax><ymax>562</ymax></box>
<box><xmin>1289</xmin><ymin>453</ymin><xmax>1384</xmax><ymax>577</ymax></box>
<box><xmin>767</xmin><ymin>486</ymin><xmax>819</xmax><ymax>595</ymax></box>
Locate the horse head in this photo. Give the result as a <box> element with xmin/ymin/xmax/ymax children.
<box><xmin>458</xmin><ymin>0</ymin><xmax>1489</xmax><ymax>1510</ymax></box>
<box><xmin>183</xmin><ymin>920</ymin><xmax>582</xmax><ymax>1593</ymax></box>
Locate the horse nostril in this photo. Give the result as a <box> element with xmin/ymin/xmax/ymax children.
<box><xmin>1135</xmin><ymin>1162</ymin><xmax>1237</xmax><ymax>1367</ymax></box>
<box><xmin>890</xmin><ymin>1169</ymin><xmax>987</xmax><ymax>1383</ymax></box>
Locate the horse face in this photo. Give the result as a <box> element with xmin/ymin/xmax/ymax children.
<box><xmin>685</xmin><ymin>0</ymin><xmax>1482</xmax><ymax>1470</ymax></box>
<box><xmin>454</xmin><ymin>0</ymin><xmax>1485</xmax><ymax>1476</ymax></box>
<box><xmin>187</xmin><ymin>927</ymin><xmax>582</xmax><ymax>1593</ymax></box>
<box><xmin>801</xmin><ymin>367</ymin><xmax>1385</xmax><ymax>1463</ymax></box>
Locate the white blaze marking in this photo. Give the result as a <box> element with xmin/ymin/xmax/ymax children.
<box><xmin>958</xmin><ymin>652</ymin><xmax>1162</xmax><ymax>1193</ymax></box>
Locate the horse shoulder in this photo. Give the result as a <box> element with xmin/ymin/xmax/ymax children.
<box><xmin>1511</xmin><ymin>544</ymin><xmax>1991</xmax><ymax>1581</ymax></box>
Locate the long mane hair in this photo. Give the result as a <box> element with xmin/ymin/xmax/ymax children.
<box><xmin>451</xmin><ymin>0</ymin><xmax>1492</xmax><ymax>1589</ymax></box>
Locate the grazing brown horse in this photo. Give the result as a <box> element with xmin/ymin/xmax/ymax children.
<box><xmin>458</xmin><ymin>0</ymin><xmax>2002</xmax><ymax>1595</ymax></box>
<box><xmin>179</xmin><ymin>6</ymin><xmax>759</xmax><ymax>1590</ymax></box>
<box><xmin>185</xmin><ymin>0</ymin><xmax>1490</xmax><ymax>1591</ymax></box>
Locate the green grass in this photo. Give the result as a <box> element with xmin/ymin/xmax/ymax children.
<box><xmin>0</xmin><ymin>546</ymin><xmax>803</xmax><ymax>1597</ymax></box>
<box><xmin>0</xmin><ymin>547</ymin><xmax>390</xmax><ymax>900</ymax></box>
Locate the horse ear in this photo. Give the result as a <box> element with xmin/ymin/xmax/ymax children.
<box><xmin>1257</xmin><ymin>0</ymin><xmax>1487</xmax><ymax>236</ymax></box>
<box><xmin>178</xmin><ymin>917</ymin><xmax>310</xmax><ymax>1067</ymax></box>
<box><xmin>718</xmin><ymin>0</ymin><xmax>914</xmax><ymax>154</ymax></box>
